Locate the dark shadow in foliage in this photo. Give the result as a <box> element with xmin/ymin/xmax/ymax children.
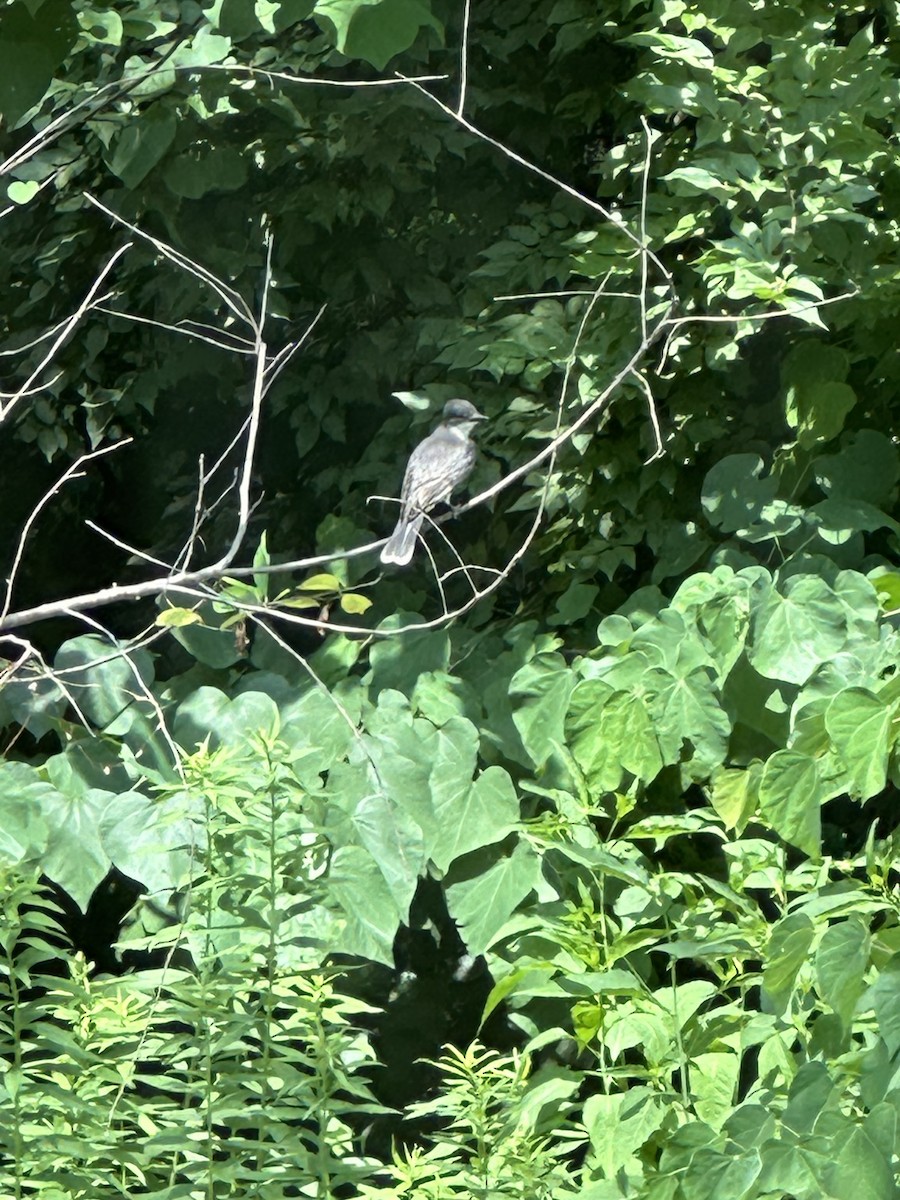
<box><xmin>336</xmin><ymin>873</ymin><xmax>520</xmax><ymax>1160</ymax></box>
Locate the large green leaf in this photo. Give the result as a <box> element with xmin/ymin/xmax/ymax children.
<box><xmin>99</xmin><ymin>789</ymin><xmax>202</xmax><ymax>898</ymax></box>
<box><xmin>445</xmin><ymin>840</ymin><xmax>542</xmax><ymax>955</ymax></box>
<box><xmin>749</xmin><ymin>576</ymin><xmax>847</xmax><ymax>685</ymax></box>
<box><xmin>567</xmin><ymin>680</ymin><xmax>664</xmax><ymax>793</ymax></box>
<box><xmin>0</xmin><ymin>0</ymin><xmax>77</xmax><ymax>125</ymax></box>
<box><xmin>509</xmin><ymin>652</ymin><xmax>576</xmax><ymax>771</ymax></box>
<box><xmin>758</xmin><ymin>750</ymin><xmax>822</xmax><ymax>856</ymax></box>
<box><xmin>173</xmin><ymin>687</ymin><xmax>280</xmax><ymax>750</ymax></box>
<box><xmin>583</xmin><ymin>1087</ymin><xmax>666</xmax><ymax>1177</ymax></box>
<box><xmin>314</xmin><ymin>0</ymin><xmax>442</xmax><ymax>69</ymax></box>
<box><xmin>54</xmin><ymin>635</ymin><xmax>155</xmax><ymax>731</ymax></box>
<box><xmin>327</xmin><ymin>843</ymin><xmax>405</xmax><ymax>963</ymax></box>
<box><xmin>825</xmin><ymin>687</ymin><xmax>897</xmax><ymax>800</ymax></box>
<box><xmin>0</xmin><ymin>762</ymin><xmax>50</xmax><ymax>866</ymax></box>
<box><xmin>107</xmin><ymin>103</ymin><xmax>178</xmax><ymax>187</ymax></box>
<box><xmin>701</xmin><ymin>455</ymin><xmax>777</xmax><ymax>533</ymax></box>
<box><xmin>814</xmin><ymin>918</ymin><xmax>869</xmax><ymax>1027</ymax></box>
<box><xmin>763</xmin><ymin>912</ymin><xmax>816</xmax><ymax>1015</ymax></box>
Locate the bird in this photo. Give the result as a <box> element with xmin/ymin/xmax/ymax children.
<box><xmin>380</xmin><ymin>398</ymin><xmax>488</xmax><ymax>566</ymax></box>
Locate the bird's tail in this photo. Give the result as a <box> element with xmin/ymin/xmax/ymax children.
<box><xmin>380</xmin><ymin>512</ymin><xmax>424</xmax><ymax>565</ymax></box>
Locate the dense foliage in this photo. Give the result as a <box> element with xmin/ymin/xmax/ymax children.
<box><xmin>1</xmin><ymin>0</ymin><xmax>900</xmax><ymax>1195</ymax></box>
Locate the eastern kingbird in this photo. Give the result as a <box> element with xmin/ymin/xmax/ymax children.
<box><xmin>381</xmin><ymin>398</ymin><xmax>488</xmax><ymax>566</ymax></box>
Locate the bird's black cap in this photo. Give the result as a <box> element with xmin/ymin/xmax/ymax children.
<box><xmin>443</xmin><ymin>398</ymin><xmax>487</xmax><ymax>421</ymax></box>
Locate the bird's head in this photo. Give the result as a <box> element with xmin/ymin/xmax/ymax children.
<box><xmin>442</xmin><ymin>398</ymin><xmax>487</xmax><ymax>425</ymax></box>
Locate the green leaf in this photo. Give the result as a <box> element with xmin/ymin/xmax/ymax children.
<box><xmin>314</xmin><ymin>0</ymin><xmax>442</xmax><ymax>70</ymax></box>
<box><xmin>107</xmin><ymin>103</ymin><xmax>177</xmax><ymax>187</ymax></box>
<box><xmin>828</xmin><ymin>1125</ymin><xmax>896</xmax><ymax>1200</ymax></box>
<box><xmin>328</xmin><ymin>843</ymin><xmax>406</xmax><ymax>963</ymax></box>
<box><xmin>173</xmin><ymin>687</ymin><xmax>280</xmax><ymax>750</ymax></box>
<box><xmin>6</xmin><ymin>179</ymin><xmax>40</xmax><ymax>204</ymax></box>
<box><xmin>509</xmin><ymin>652</ymin><xmax>576</xmax><ymax>771</ymax></box>
<box><xmin>54</xmin><ymin>635</ymin><xmax>155</xmax><ymax>731</ymax></box>
<box><xmin>171</xmin><ymin>25</ymin><xmax>232</xmax><ymax>66</ymax></box>
<box><xmin>709</xmin><ymin>763</ymin><xmax>761</xmax><ymax>831</ymax></box>
<box><xmin>1</xmin><ymin>671</ymin><xmax>66</xmax><ymax>739</ymax></box>
<box><xmin>430</xmin><ymin>763</ymin><xmax>520</xmax><ymax>872</ymax></box>
<box><xmin>367</xmin><ymin>615</ymin><xmax>450</xmax><ymax>697</ymax></box>
<box><xmin>168</xmin><ymin>600</ymin><xmax>245</xmax><ymax>668</ymax></box>
<box><xmin>789</xmin><ymin>380</ymin><xmax>857</xmax><ymax>450</ymax></box>
<box><xmin>78</xmin><ymin>8</ymin><xmax>123</xmax><ymax>43</ymax></box>
<box><xmin>814</xmin><ymin>430</ymin><xmax>900</xmax><ymax>507</ymax></box>
<box><xmin>0</xmin><ymin>0</ymin><xmax>78</xmax><ymax>125</ymax></box>
<box><xmin>763</xmin><ymin>912</ymin><xmax>815</xmax><ymax>1014</ymax></box>
<box><xmin>567</xmin><ymin>681</ymin><xmax>664</xmax><ymax>792</ymax></box>
<box><xmin>749</xmin><ymin>575</ymin><xmax>847</xmax><ymax>685</ymax></box>
<box><xmin>645</xmin><ymin>665</ymin><xmax>731</xmax><ymax>779</ymax></box>
<box><xmin>815</xmin><ymin>918</ymin><xmax>869</xmax><ymax>1027</ymax></box>
<box><xmin>0</xmin><ymin>762</ymin><xmax>51</xmax><ymax>865</ymax></box>
<box><xmin>296</xmin><ymin>571</ymin><xmax>342</xmax><ymax>592</ymax></box>
<box><xmin>758</xmin><ymin>750</ymin><xmax>822</xmax><ymax>856</ymax></box>
<box><xmin>701</xmin><ymin>455</ymin><xmax>777</xmax><ymax>533</ymax></box>
<box><xmin>339</xmin><ymin>592</ymin><xmax>373</xmax><ymax>614</ymax></box>
<box><xmin>155</xmin><ymin>607</ymin><xmax>203</xmax><ymax>628</ymax></box>
<box><xmin>825</xmin><ymin>688</ymin><xmax>896</xmax><ymax>800</ymax></box>
<box><xmin>99</xmin><ymin>789</ymin><xmax>201</xmax><ymax>897</ymax></box>
<box><xmin>37</xmin><ymin>786</ymin><xmax>112</xmax><ymax>911</ymax></box>
<box><xmin>872</xmin><ymin>571</ymin><xmax>900</xmax><ymax>613</ymax></box>
<box><xmin>163</xmin><ymin>145</ymin><xmax>248</xmax><ymax>199</ymax></box>
<box><xmin>583</xmin><ymin>1087</ymin><xmax>666</xmax><ymax>1176</ymax></box>
<box><xmin>691</xmin><ymin>1051</ymin><xmax>742</xmax><ymax>1130</ymax></box>
<box><xmin>870</xmin><ymin>956</ymin><xmax>900</xmax><ymax>1057</ymax></box>
<box><xmin>445</xmin><ymin>840</ymin><xmax>542</xmax><ymax>955</ymax></box>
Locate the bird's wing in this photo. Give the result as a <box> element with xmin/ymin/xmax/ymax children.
<box><xmin>400</xmin><ymin>432</ymin><xmax>475</xmax><ymax>514</ymax></box>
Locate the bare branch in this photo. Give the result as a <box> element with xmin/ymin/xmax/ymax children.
<box><xmin>0</xmin><ymin>371</ymin><xmax>64</xmax><ymax>400</ymax></box>
<box><xmin>631</xmin><ymin>370</ymin><xmax>665</xmax><ymax>463</ymax></box>
<box><xmin>84</xmin><ymin>194</ymin><xmax>256</xmax><ymax>329</ymax></box>
<box><xmin>0</xmin><ymin>244</ymin><xmax>132</xmax><ymax>424</ymax></box>
<box><xmin>494</xmin><ymin>289</ymin><xmax>642</xmax><ymax>302</ymax></box>
<box><xmin>457</xmin><ymin>0</ymin><xmax>472</xmax><ymax>116</ymax></box>
<box><xmin>262</xmin><ymin>305</ymin><xmax>327</xmax><ymax>394</ymax></box>
<box><xmin>201</xmin><ymin>63</ymin><xmax>448</xmax><ymax>89</ymax></box>
<box><xmin>638</xmin><ymin>116</ymin><xmax>655</xmax><ymax>346</ymax></box>
<box><xmin>2</xmin><ymin>440</ymin><xmax>134</xmax><ymax>624</ymax></box>
<box><xmin>65</xmin><ymin>610</ymin><xmax>185</xmax><ymax>781</ymax></box>
<box><xmin>397</xmin><ymin>73</ymin><xmax>676</xmax><ymax>301</ymax></box>
<box><xmin>656</xmin><ymin>287</ymin><xmax>859</xmax><ymax>374</ymax></box>
<box><xmin>92</xmin><ymin>304</ymin><xmax>257</xmax><ymax>356</ymax></box>
<box><xmin>0</xmin><ymin>292</ymin><xmax>116</xmax><ymax>358</ymax></box>
<box><xmin>85</xmin><ymin>520</ymin><xmax>177</xmax><ymax>572</ymax></box>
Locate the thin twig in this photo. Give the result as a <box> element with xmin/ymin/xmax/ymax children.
<box><xmin>85</xmin><ymin>194</ymin><xmax>256</xmax><ymax>329</ymax></box>
<box><xmin>494</xmin><ymin>289</ymin><xmax>642</xmax><ymax>302</ymax></box>
<box><xmin>1</xmin><ymin>440</ymin><xmax>133</xmax><ymax>623</ymax></box>
<box><xmin>200</xmin><ymin>63</ymin><xmax>447</xmax><ymax>89</ymax></box>
<box><xmin>656</xmin><ymin>287</ymin><xmax>859</xmax><ymax>373</ymax></box>
<box><xmin>0</xmin><ymin>371</ymin><xmax>64</xmax><ymax>399</ymax></box>
<box><xmin>457</xmin><ymin>0</ymin><xmax>472</xmax><ymax>116</ymax></box>
<box><xmin>261</xmin><ymin>304</ymin><xmax>326</xmax><ymax>396</ymax></box>
<box><xmin>0</xmin><ymin>245</ymin><xmax>132</xmax><ymax>423</ymax></box>
<box><xmin>630</xmin><ymin>370</ymin><xmax>664</xmax><ymax>463</ymax></box>
<box><xmin>85</xmin><ymin>521</ymin><xmax>177</xmax><ymax>572</ymax></box>
<box><xmin>638</xmin><ymin>117</ymin><xmax>655</xmax><ymax>345</ymax></box>
<box><xmin>397</xmin><ymin>73</ymin><xmax>676</xmax><ymax>300</ymax></box>
<box><xmin>93</xmin><ymin>305</ymin><xmax>257</xmax><ymax>355</ymax></box>
<box><xmin>0</xmin><ymin>292</ymin><xmax>116</xmax><ymax>357</ymax></box>
<box><xmin>66</xmin><ymin>610</ymin><xmax>185</xmax><ymax>780</ymax></box>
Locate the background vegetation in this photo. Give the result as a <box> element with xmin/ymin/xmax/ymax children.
<box><xmin>1</xmin><ymin>0</ymin><xmax>899</xmax><ymax>1195</ymax></box>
